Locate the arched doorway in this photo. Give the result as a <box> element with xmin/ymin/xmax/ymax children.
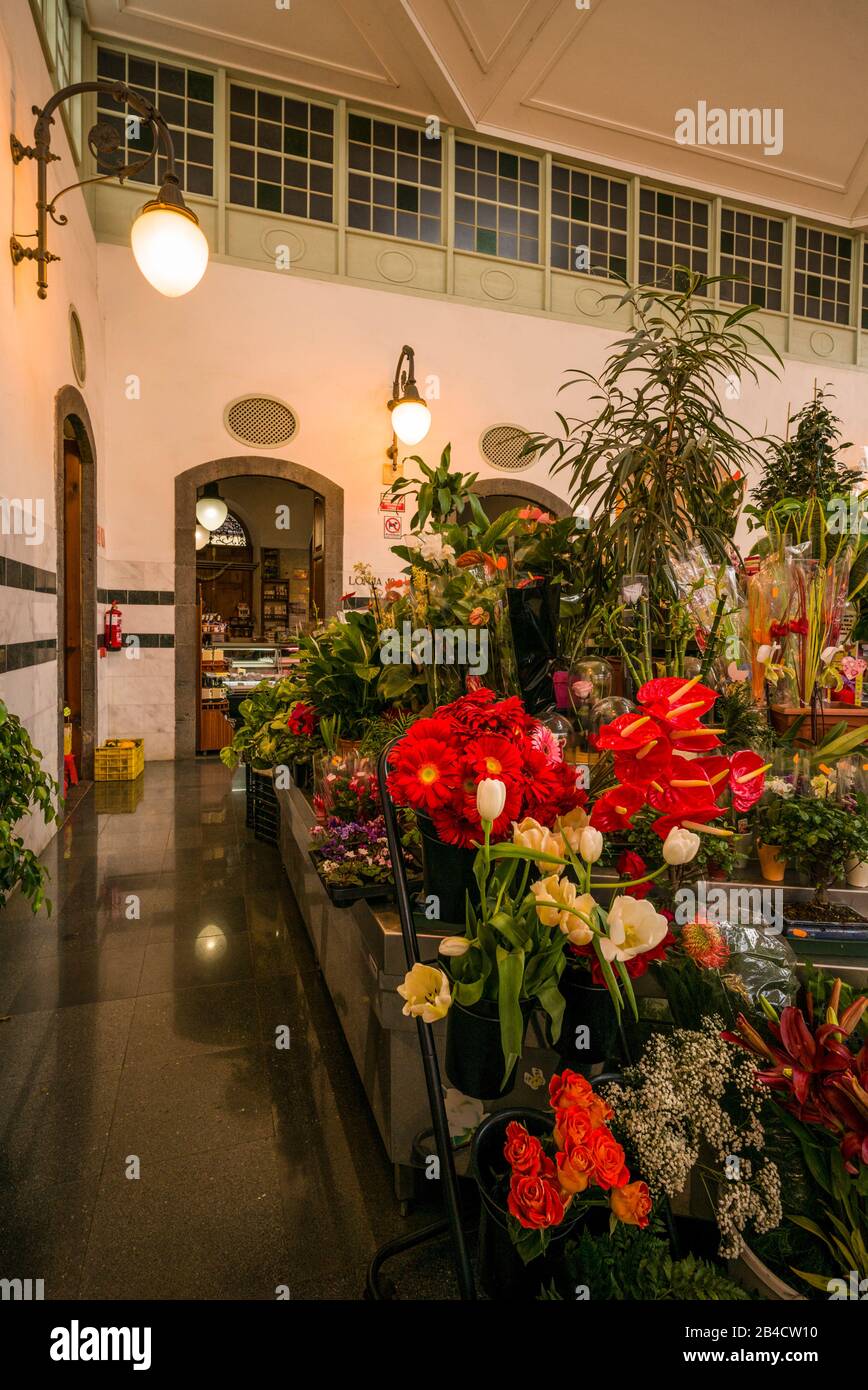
<box><xmin>471</xmin><ymin>477</ymin><xmax>572</xmax><ymax>520</ymax></box>
<box><xmin>174</xmin><ymin>456</ymin><xmax>344</xmax><ymax>758</ymax></box>
<box><xmin>54</xmin><ymin>385</ymin><xmax>97</xmax><ymax>783</ymax></box>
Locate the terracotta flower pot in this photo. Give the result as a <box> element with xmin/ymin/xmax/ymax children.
<box><xmin>757</xmin><ymin>841</ymin><xmax>786</xmax><ymax>883</ymax></box>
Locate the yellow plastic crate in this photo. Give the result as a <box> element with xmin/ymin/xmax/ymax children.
<box><xmin>94</xmin><ymin>738</ymin><xmax>145</xmax><ymax>781</ymax></box>
<box><xmin>93</xmin><ymin>777</ymin><xmax>144</xmax><ymax>814</ymax></box>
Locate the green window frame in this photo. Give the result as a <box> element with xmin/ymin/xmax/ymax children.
<box><xmin>639</xmin><ymin>187</ymin><xmax>710</xmax><ymax>292</ymax></box>
<box><xmin>793</xmin><ymin>225</ymin><xmax>852</xmax><ymax>325</ymax></box>
<box><xmin>550</xmin><ymin>162</ymin><xmax>628</xmax><ymax>278</ymax></box>
<box><xmin>347</xmin><ymin>112</ymin><xmax>442</xmax><ymax>244</ymax></box>
<box><xmin>720</xmin><ymin>207</ymin><xmax>785</xmax><ymax>311</ymax></box>
<box><xmin>454</xmin><ymin>140</ymin><xmax>540</xmax><ymax>263</ymax></box>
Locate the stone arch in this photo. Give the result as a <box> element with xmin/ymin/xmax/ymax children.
<box><xmin>174</xmin><ymin>455</ymin><xmax>344</xmax><ymax>758</ymax></box>
<box><xmin>472</xmin><ymin>476</ymin><xmax>572</xmax><ymax>518</ymax></box>
<box><xmin>54</xmin><ymin>384</ymin><xmax>98</xmax><ymax>781</ymax></box>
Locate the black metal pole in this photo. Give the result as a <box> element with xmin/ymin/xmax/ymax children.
<box><xmin>377</xmin><ymin>740</ymin><xmax>476</xmax><ymax>1300</ymax></box>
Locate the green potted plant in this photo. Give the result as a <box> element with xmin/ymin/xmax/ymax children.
<box><xmin>0</xmin><ymin>698</ymin><xmax>62</xmax><ymax>914</ymax></box>
<box><xmin>754</xmin><ymin>777</ymin><xmax>796</xmax><ymax>882</ymax></box>
<box><xmin>773</xmin><ymin>793</ymin><xmax>866</xmax><ymax>923</ymax></box>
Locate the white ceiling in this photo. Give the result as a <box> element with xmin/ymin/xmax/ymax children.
<box><xmin>86</xmin><ymin>0</ymin><xmax>868</xmax><ymax>226</ymax></box>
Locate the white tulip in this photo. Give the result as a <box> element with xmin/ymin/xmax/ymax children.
<box><xmin>579</xmin><ymin>826</ymin><xmax>603</xmax><ymax>864</ymax></box>
<box><xmin>397</xmin><ymin>964</ymin><xmax>452</xmax><ymax>1023</ymax></box>
<box><xmin>756</xmin><ymin>644</ymin><xmax>772</xmax><ymax>665</ymax></box>
<box><xmin>662</xmin><ymin>826</ymin><xmax>701</xmax><ymax>865</ymax></box>
<box><xmin>476</xmin><ymin>777</ymin><xmax>507</xmax><ymax>824</ymax></box>
<box><xmin>438</xmin><ymin>936</ymin><xmax>470</xmax><ymax>957</ymax></box>
<box><xmin>600</xmin><ymin>896</ymin><xmax>669</xmax><ymax>962</ymax></box>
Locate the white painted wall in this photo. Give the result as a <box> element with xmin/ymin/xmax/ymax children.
<box><xmin>0</xmin><ymin>0</ymin><xmax>106</xmax><ymax>855</ymax></box>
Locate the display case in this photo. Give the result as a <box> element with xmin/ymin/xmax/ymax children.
<box><xmin>215</xmin><ymin>644</ymin><xmax>299</xmax><ymax>718</ymax></box>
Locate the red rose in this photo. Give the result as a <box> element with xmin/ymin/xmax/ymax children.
<box><xmin>616</xmin><ymin>849</ymin><xmax>651</xmax><ymax>899</ymax></box>
<box><xmin>503</xmin><ymin>1121</ymin><xmax>545</xmax><ymax>1177</ymax></box>
<box><xmin>587</xmin><ymin>1126</ymin><xmax>630</xmax><ymax>1191</ymax></box>
<box><xmin>507</xmin><ymin>1171</ymin><xmax>566</xmax><ymax>1230</ymax></box>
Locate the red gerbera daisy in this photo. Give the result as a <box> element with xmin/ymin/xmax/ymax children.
<box><xmin>463</xmin><ymin>733</ymin><xmax>523</xmax><ymax>785</ymax></box>
<box><xmin>387</xmin><ymin>733</ymin><xmax>460</xmax><ymax>814</ymax></box>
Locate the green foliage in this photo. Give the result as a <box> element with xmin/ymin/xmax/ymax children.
<box><xmin>358</xmin><ymin>709</ymin><xmax>421</xmax><ymax>763</ymax></box>
<box><xmin>771</xmin><ymin>794</ymin><xmax>859</xmax><ymax>893</ymax></box>
<box><xmin>385</xmin><ymin>443</ymin><xmax>485</xmax><ymax>533</ymax></box>
<box><xmin>0</xmin><ymin>699</ymin><xmax>62</xmax><ymax>914</ymax></box>
<box><xmin>715</xmin><ymin>681</ymin><xmax>774</xmax><ymax>757</ymax></box>
<box><xmin>747</xmin><ymin>387</ymin><xmax>856</xmax><ymax>528</ymax></box>
<box><xmin>529</xmin><ymin>274</ymin><xmax>780</xmax><ymax>625</ymax></box>
<box><xmin>541</xmin><ymin>1218</ymin><xmax>750</xmax><ymax>1300</ymax></box>
<box><xmin>219</xmin><ymin>678</ymin><xmax>317</xmax><ymax>770</ymax></box>
<box><xmin>297</xmin><ymin>611</ymin><xmax>390</xmax><ymax>739</ymax></box>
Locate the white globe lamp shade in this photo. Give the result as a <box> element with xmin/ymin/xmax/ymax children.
<box><xmin>195</xmin><ymin>523</ymin><xmax>210</xmax><ymax>551</ymax></box>
<box><xmin>390</xmin><ymin>397</ymin><xmax>431</xmax><ymax>446</ymax></box>
<box><xmin>131</xmin><ymin>201</ymin><xmax>209</xmax><ymax>298</ymax></box>
<box><xmin>196</xmin><ymin>494</ymin><xmax>228</xmax><ymax>531</ymax></box>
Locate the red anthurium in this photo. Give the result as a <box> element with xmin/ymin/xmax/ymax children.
<box><xmin>612</xmin><ymin>735</ymin><xmax>673</xmax><ymax>789</ymax></box>
<box><xmin>652</xmin><ymin>804</ymin><xmax>721</xmax><ymax>839</ymax></box>
<box><xmin>589</xmin><ymin>785</ymin><xmax>645</xmax><ymax>832</ymax></box>
<box><xmin>692</xmin><ymin>756</ymin><xmax>731</xmax><ymax>796</ymax></box>
<box><xmin>594</xmin><ymin>712</ymin><xmax>666</xmax><ymax>752</ymax></box>
<box><xmin>650</xmin><ymin>767</ymin><xmax>717</xmax><ymax>812</ymax></box>
<box><xmin>729</xmin><ymin>749</ymin><xmax>769</xmax><ymax>811</ymax></box>
<box><xmin>668</xmin><ymin>726</ymin><xmax>723</xmax><ymax>753</ymax></box>
<box><xmin>635</xmin><ymin>675</ymin><xmax>718</xmax><ymax>728</ymax></box>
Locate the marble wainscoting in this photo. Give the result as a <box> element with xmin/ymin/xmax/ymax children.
<box><xmin>97</xmin><ymin>558</ymin><xmax>176</xmax><ymax>761</ymax></box>
<box><xmin>0</xmin><ymin>519</ymin><xmax>60</xmax><ymax>859</ymax></box>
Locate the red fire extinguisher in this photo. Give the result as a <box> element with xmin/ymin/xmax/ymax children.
<box><xmin>104</xmin><ymin>601</ymin><xmax>123</xmax><ymax>652</ymax></box>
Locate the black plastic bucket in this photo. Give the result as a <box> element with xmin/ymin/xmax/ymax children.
<box><xmin>417</xmin><ymin>812</ymin><xmax>480</xmax><ymax>926</ymax></box>
<box><xmin>444</xmin><ymin>995</ymin><xmax>531</xmax><ymax>1100</ymax></box>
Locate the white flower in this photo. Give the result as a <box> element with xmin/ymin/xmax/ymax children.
<box><xmin>756</xmin><ymin>644</ymin><xmax>772</xmax><ymax>665</ymax></box>
<box><xmin>579</xmin><ymin>826</ymin><xmax>603</xmax><ymax>864</ymax></box>
<box><xmin>530</xmin><ymin>876</ymin><xmax>596</xmax><ymax>945</ymax></box>
<box><xmin>444</xmin><ymin>1089</ymin><xmax>485</xmax><ymax>1139</ymax></box>
<box><xmin>662</xmin><ymin>826</ymin><xmax>701</xmax><ymax>865</ymax></box>
<box><xmin>555</xmin><ymin>805</ymin><xmax>589</xmax><ymax>852</ymax></box>
<box><xmin>767</xmin><ymin>777</ymin><xmax>794</xmax><ymax>799</ymax></box>
<box><xmin>476</xmin><ymin>777</ymin><xmax>506</xmax><ymax>824</ymax></box>
<box><xmin>821</xmin><ymin>645</ymin><xmax>841</xmax><ymax>666</ymax></box>
<box><xmin>512</xmin><ymin>816</ymin><xmax>564</xmax><ymax>870</ymax></box>
<box><xmin>414</xmin><ymin>533</ymin><xmax>456</xmax><ymax>565</ymax></box>
<box><xmin>600</xmin><ymin>896</ymin><xmax>669</xmax><ymax>962</ymax></box>
<box><xmin>438</xmin><ymin>935</ymin><xmax>470</xmax><ymax>957</ymax></box>
<box><xmin>397</xmin><ymin>964</ymin><xmax>452</xmax><ymax>1022</ymax></box>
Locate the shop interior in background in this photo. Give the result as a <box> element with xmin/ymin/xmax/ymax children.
<box><xmin>194</xmin><ymin>475</ymin><xmax>324</xmax><ymax>752</ymax></box>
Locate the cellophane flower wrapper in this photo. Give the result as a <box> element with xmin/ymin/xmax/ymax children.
<box><xmin>747</xmin><ymin>555</ymin><xmax>793</xmax><ymax>704</ymax></box>
<box><xmin>786</xmin><ymin>546</ymin><xmax>851</xmax><ymax>707</ymax></box>
<box><xmin>667</xmin><ymin>547</ymin><xmax>746</xmax><ymax>684</ymax></box>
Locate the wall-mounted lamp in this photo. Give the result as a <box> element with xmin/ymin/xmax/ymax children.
<box><xmin>195</xmin><ymin>483</ymin><xmax>228</xmax><ymax>532</ymax></box>
<box><xmin>10</xmin><ymin>80</ymin><xmax>209</xmax><ymax>300</ymax></box>
<box><xmin>385</xmin><ymin>344</ymin><xmax>431</xmax><ymax>475</ymax></box>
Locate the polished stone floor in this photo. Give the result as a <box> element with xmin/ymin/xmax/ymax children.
<box><xmin>0</xmin><ymin>761</ymin><xmax>447</xmax><ymax>1300</ymax></box>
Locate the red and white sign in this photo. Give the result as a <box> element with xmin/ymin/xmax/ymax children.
<box><xmin>383</xmin><ymin>514</ymin><xmax>403</xmax><ymax>538</ymax></box>
<box><xmin>379</xmin><ymin>491</ymin><xmax>405</xmax><ymax>514</ymax></box>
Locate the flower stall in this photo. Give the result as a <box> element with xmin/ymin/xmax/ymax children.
<box><xmin>220</xmin><ymin>278</ymin><xmax>868</xmax><ymax>1300</ymax></box>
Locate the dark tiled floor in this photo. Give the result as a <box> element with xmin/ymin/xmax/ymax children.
<box><xmin>0</xmin><ymin>761</ymin><xmax>443</xmax><ymax>1300</ymax></box>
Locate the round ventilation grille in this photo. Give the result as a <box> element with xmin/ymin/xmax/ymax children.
<box><xmin>69</xmin><ymin>306</ymin><xmax>86</xmax><ymax>385</ymax></box>
<box><xmin>480</xmin><ymin>423</ymin><xmax>538</xmax><ymax>472</ymax></box>
<box><xmin>223</xmin><ymin>395</ymin><xmax>298</xmax><ymax>449</ymax></box>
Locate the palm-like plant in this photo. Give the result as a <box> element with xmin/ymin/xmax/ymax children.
<box><xmin>530</xmin><ymin>273</ymin><xmax>781</xmax><ymax>622</ymax></box>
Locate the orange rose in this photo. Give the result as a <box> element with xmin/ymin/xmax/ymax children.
<box><xmin>553</xmin><ymin>1104</ymin><xmax>597</xmax><ymax>1151</ymax></box>
<box><xmin>548</xmin><ymin>1069</ymin><xmax>594</xmax><ymax>1111</ymax></box>
<box><xmin>507</xmin><ymin>1171</ymin><xmax>565</xmax><ymax>1230</ymax></box>
<box><xmin>610</xmin><ymin>1180</ymin><xmax>651</xmax><ymax>1228</ymax></box>
<box><xmin>503</xmin><ymin>1121</ymin><xmax>544</xmax><ymax>1177</ymax></box>
<box><xmin>587</xmin><ymin>1126</ymin><xmax>630</xmax><ymax>1191</ymax></box>
<box><xmin>556</xmin><ymin>1141</ymin><xmax>596</xmax><ymax>1195</ymax></box>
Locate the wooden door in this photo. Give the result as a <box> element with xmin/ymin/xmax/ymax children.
<box><xmin>310</xmin><ymin>494</ymin><xmax>325</xmax><ymax>620</ymax></box>
<box><xmin>63</xmin><ymin>437</ymin><xmax>83</xmax><ymax>764</ymax></box>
